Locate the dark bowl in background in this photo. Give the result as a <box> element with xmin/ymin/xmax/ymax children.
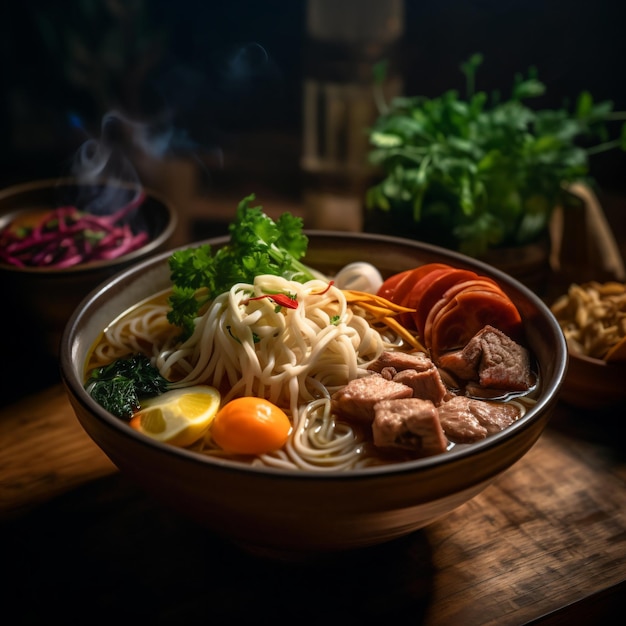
<box><xmin>558</xmin><ymin>350</ymin><xmax>626</xmax><ymax>410</ymax></box>
<box><xmin>0</xmin><ymin>177</ymin><xmax>177</xmax><ymax>359</ymax></box>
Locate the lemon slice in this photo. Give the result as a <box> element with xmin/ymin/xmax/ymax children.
<box><xmin>130</xmin><ymin>385</ymin><xmax>221</xmax><ymax>447</ymax></box>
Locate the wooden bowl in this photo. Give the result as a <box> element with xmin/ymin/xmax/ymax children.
<box><xmin>559</xmin><ymin>350</ymin><xmax>626</xmax><ymax>410</ymax></box>
<box><xmin>59</xmin><ymin>232</ymin><xmax>567</xmax><ymax>558</ymax></box>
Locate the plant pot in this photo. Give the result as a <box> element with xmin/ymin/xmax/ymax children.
<box><xmin>477</xmin><ymin>236</ymin><xmax>552</xmax><ymax>295</ymax></box>
<box><xmin>363</xmin><ymin>206</ymin><xmax>552</xmax><ymax>293</ymax></box>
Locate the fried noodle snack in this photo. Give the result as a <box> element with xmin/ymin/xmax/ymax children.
<box><xmin>551</xmin><ymin>281</ymin><xmax>626</xmax><ymax>361</ymax></box>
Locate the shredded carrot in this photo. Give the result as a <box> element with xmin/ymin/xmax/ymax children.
<box><xmin>353</xmin><ymin>301</ymin><xmax>404</xmax><ymax>318</ymax></box>
<box><xmin>342</xmin><ymin>289</ymin><xmax>425</xmax><ymax>351</ymax></box>
<box><xmin>380</xmin><ymin>316</ymin><xmax>425</xmax><ymax>351</ymax></box>
<box><xmin>342</xmin><ymin>290</ymin><xmax>415</xmax><ymax>313</ymax></box>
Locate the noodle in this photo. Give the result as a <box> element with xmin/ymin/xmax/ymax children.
<box><xmin>551</xmin><ymin>281</ymin><xmax>626</xmax><ymax>359</ymax></box>
<box><xmin>160</xmin><ymin>276</ymin><xmax>384</xmax><ymax>400</ymax></box>
<box><xmin>189</xmin><ymin>276</ymin><xmax>386</xmax><ymax>470</ymax></box>
<box><xmin>91</xmin><ymin>275</ymin><xmax>392</xmax><ymax>470</ymax></box>
<box><xmin>88</xmin><ymin>298</ymin><xmax>176</xmax><ymax>369</ymax></box>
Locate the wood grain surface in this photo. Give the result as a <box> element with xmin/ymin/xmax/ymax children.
<box><xmin>1</xmin><ymin>383</ymin><xmax>624</xmax><ymax>625</ymax></box>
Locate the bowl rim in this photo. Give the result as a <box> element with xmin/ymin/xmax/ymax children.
<box><xmin>566</xmin><ymin>347</ymin><xmax>626</xmax><ymax>368</ymax></box>
<box><xmin>60</xmin><ymin>230</ymin><xmax>568</xmax><ymax>481</ymax></box>
<box><xmin>0</xmin><ymin>177</ymin><xmax>178</xmax><ymax>276</ymax></box>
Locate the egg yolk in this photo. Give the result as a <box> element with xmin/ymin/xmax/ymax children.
<box><xmin>211</xmin><ymin>397</ymin><xmax>292</xmax><ymax>455</ymax></box>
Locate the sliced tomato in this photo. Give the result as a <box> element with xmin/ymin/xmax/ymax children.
<box><xmin>392</xmin><ymin>264</ymin><xmax>451</xmax><ymax>305</ymax></box>
<box><xmin>432</xmin><ymin>278</ymin><xmax>509</xmax><ymax>306</ymax></box>
<box><xmin>422</xmin><ymin>278</ymin><xmax>521</xmax><ymax>353</ymax></box>
<box><xmin>423</xmin><ymin>291</ymin><xmax>455</xmax><ymax>353</ymax></box>
<box><xmin>378</xmin><ymin>263</ymin><xmax>521</xmax><ymax>355</ymax></box>
<box><xmin>377</xmin><ymin>268</ymin><xmax>414</xmax><ymax>302</ymax></box>
<box><xmin>408</xmin><ymin>268</ymin><xmax>479</xmax><ymax>338</ymax></box>
<box><xmin>377</xmin><ymin>263</ymin><xmax>451</xmax><ymax>329</ymax></box>
<box><xmin>429</xmin><ymin>290</ymin><xmax>522</xmax><ymax>357</ymax></box>
<box><xmin>422</xmin><ymin>279</ymin><xmax>506</xmax><ymax>349</ymax></box>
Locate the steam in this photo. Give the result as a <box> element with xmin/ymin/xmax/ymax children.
<box><xmin>71</xmin><ymin>111</ymin><xmax>175</xmax><ymax>183</ymax></box>
<box><xmin>224</xmin><ymin>42</ymin><xmax>271</xmax><ymax>85</ymax></box>
<box><xmin>66</xmin><ymin>40</ymin><xmax>283</xmax><ymax>214</ymax></box>
<box><xmin>65</xmin><ymin>112</ymin><xmax>152</xmax><ymax>215</ymax></box>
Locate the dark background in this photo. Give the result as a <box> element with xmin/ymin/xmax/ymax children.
<box><xmin>1</xmin><ymin>0</ymin><xmax>626</xmax><ymax>194</ymax></box>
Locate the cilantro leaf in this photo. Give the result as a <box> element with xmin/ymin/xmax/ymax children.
<box><xmin>167</xmin><ymin>195</ymin><xmax>316</xmax><ymax>338</ymax></box>
<box><xmin>367</xmin><ymin>54</ymin><xmax>626</xmax><ymax>257</ymax></box>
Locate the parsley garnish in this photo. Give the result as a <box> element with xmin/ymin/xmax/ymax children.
<box><xmin>366</xmin><ymin>53</ymin><xmax>626</xmax><ymax>256</ymax></box>
<box><xmin>167</xmin><ymin>194</ymin><xmax>316</xmax><ymax>338</ymax></box>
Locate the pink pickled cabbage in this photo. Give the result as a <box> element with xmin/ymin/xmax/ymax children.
<box><xmin>0</xmin><ymin>192</ymin><xmax>149</xmax><ymax>268</ymax></box>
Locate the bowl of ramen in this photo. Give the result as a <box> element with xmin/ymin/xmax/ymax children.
<box><xmin>0</xmin><ymin>177</ymin><xmax>177</xmax><ymax>355</ymax></box>
<box><xmin>60</xmin><ymin>199</ymin><xmax>567</xmax><ymax>557</ymax></box>
<box><xmin>550</xmin><ymin>281</ymin><xmax>626</xmax><ymax>409</ymax></box>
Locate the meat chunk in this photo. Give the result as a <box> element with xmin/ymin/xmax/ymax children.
<box><xmin>392</xmin><ymin>366</ymin><xmax>448</xmax><ymax>406</ymax></box>
<box><xmin>437</xmin><ymin>396</ymin><xmax>487</xmax><ymax>442</ymax></box>
<box><xmin>437</xmin><ymin>325</ymin><xmax>533</xmax><ymax>391</ymax></box>
<box><xmin>379</xmin><ymin>367</ymin><xmax>396</xmax><ymax>381</ymax></box>
<box><xmin>468</xmin><ymin>398</ymin><xmax>520</xmax><ymax>434</ymax></box>
<box><xmin>437</xmin><ymin>395</ymin><xmax>522</xmax><ymax>443</ymax></box>
<box><xmin>368</xmin><ymin>350</ymin><xmax>434</xmax><ymax>375</ymax></box>
<box><xmin>372</xmin><ymin>398</ymin><xmax>448</xmax><ymax>456</ymax></box>
<box><xmin>331</xmin><ymin>374</ymin><xmax>413</xmax><ymax>423</ymax></box>
<box><xmin>435</xmin><ymin>350</ymin><xmax>477</xmax><ymax>382</ymax></box>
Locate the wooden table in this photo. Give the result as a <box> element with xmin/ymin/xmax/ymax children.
<box><xmin>2</xmin><ymin>187</ymin><xmax>626</xmax><ymax>622</ymax></box>
<box><xmin>1</xmin><ymin>376</ymin><xmax>624</xmax><ymax>625</ymax></box>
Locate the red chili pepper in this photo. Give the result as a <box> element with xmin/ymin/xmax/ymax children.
<box><xmin>243</xmin><ymin>282</ymin><xmax>334</xmax><ymax>310</ymax></box>
<box><xmin>244</xmin><ymin>292</ymin><xmax>298</xmax><ymax>309</ymax></box>
<box><xmin>312</xmin><ymin>280</ymin><xmax>334</xmax><ymax>295</ymax></box>
<box><xmin>270</xmin><ymin>293</ymin><xmax>298</xmax><ymax>309</ymax></box>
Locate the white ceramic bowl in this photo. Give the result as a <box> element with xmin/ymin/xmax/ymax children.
<box><xmin>60</xmin><ymin>232</ymin><xmax>567</xmax><ymax>558</ymax></box>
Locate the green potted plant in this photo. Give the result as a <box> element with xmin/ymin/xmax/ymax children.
<box><xmin>365</xmin><ymin>54</ymin><xmax>626</xmax><ymax>265</ymax></box>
